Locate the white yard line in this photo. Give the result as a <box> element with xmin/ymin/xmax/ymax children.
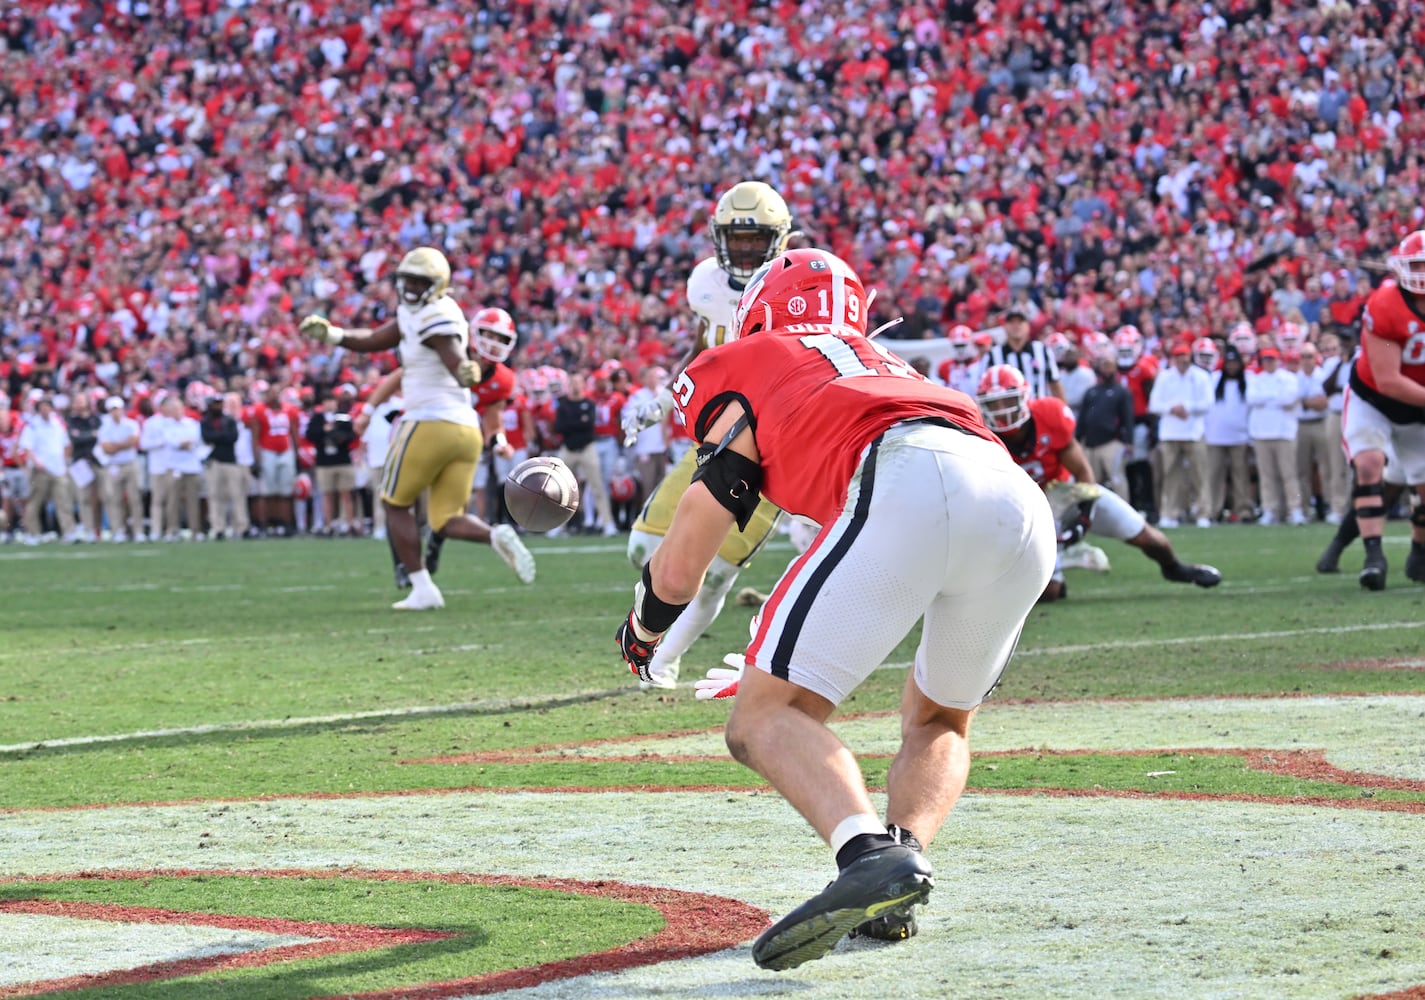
<box><xmin>8</xmin><ymin>617</ymin><xmax>1421</xmax><ymax>755</ymax></box>
<box><xmin>1015</xmin><ymin>619</ymin><xmax>1425</xmax><ymax>657</ymax></box>
<box><xmin>0</xmin><ymin>686</ymin><xmax>632</xmax><ymax>755</ymax></box>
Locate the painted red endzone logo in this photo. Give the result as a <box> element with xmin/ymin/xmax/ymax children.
<box><xmin>0</xmin><ymin>868</ymin><xmax>768</xmax><ymax>999</ymax></box>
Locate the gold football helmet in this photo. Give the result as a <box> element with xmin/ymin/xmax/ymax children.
<box><xmin>394</xmin><ymin>247</ymin><xmax>451</xmax><ymax>306</ymax></box>
<box><xmin>710</xmin><ymin>181</ymin><xmax>793</xmax><ymax>282</ymax></box>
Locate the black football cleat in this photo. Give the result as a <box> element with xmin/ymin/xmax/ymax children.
<box><xmin>393</xmin><ymin>560</ymin><xmax>411</xmax><ymax>590</ymax></box>
<box><xmin>1359</xmin><ymin>551</ymin><xmax>1388</xmax><ymax>591</ymax></box>
<box><xmin>1316</xmin><ymin>537</ymin><xmax>1346</xmax><ymax>574</ymax></box>
<box><xmin>1406</xmin><ymin>542</ymin><xmax>1425</xmax><ymax>584</ymax></box>
<box><xmin>850</xmin><ymin>827</ymin><xmax>925</xmax><ymax>942</ymax></box>
<box><xmin>752</xmin><ymin>845</ymin><xmax>932</xmax><ymax>971</ymax></box>
<box><xmin>424</xmin><ymin>529</ymin><xmax>446</xmax><ymax>577</ymax></box>
<box><xmin>1161</xmin><ymin>561</ymin><xmax>1222</xmax><ymax>588</ymax></box>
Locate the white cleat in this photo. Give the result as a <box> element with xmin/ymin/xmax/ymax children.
<box><xmin>491</xmin><ymin>524</ymin><xmax>536</xmax><ymax>584</ymax></box>
<box><xmin>639</xmin><ymin>658</ymin><xmax>681</xmax><ymax>691</ymax></box>
<box><xmin>393</xmin><ymin>588</ymin><xmax>445</xmax><ymax>611</ymax></box>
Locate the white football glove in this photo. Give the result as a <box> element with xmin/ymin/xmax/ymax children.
<box><xmin>694</xmin><ymin>654</ymin><xmax>745</xmax><ymax>700</ymax></box>
<box><xmin>621</xmin><ymin>387</ymin><xmax>674</xmax><ymax>447</ymax></box>
<box><xmin>299</xmin><ymin>314</ymin><xmax>344</xmax><ymax>345</ymax></box>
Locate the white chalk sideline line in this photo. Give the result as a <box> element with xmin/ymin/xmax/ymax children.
<box><xmin>6</xmin><ymin>618</ymin><xmax>1422</xmax><ymax>755</ymax></box>
<box><xmin>0</xmin><ymin>685</ymin><xmax>633</xmax><ymax>755</ymax></box>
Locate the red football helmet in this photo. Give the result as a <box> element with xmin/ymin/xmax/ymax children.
<box><xmin>947</xmin><ymin>324</ymin><xmax>976</xmax><ymax>363</ymax></box>
<box><xmin>1388</xmin><ymin>230</ymin><xmax>1425</xmax><ymax>295</ymax></box>
<box><xmin>1044</xmin><ymin>331</ymin><xmax>1073</xmax><ymax>364</ymax></box>
<box><xmin>1275</xmin><ymin>320</ymin><xmax>1306</xmax><ymax>352</ymax></box>
<box><xmin>609</xmin><ymin>474</ymin><xmax>638</xmax><ymax>504</ymax></box>
<box><xmin>732</xmin><ymin>248</ymin><xmax>869</xmax><ymax>340</ymax></box>
<box><xmin>976</xmin><ymin>364</ymin><xmax>1032</xmax><ymax>432</ymax></box>
<box><xmin>293</xmin><ymin>472</ymin><xmax>313</xmax><ymax>501</ymax></box>
<box><xmin>471</xmin><ymin>307</ymin><xmax>517</xmax><ymax>363</ymax></box>
<box><xmin>1112</xmin><ymin>325</ymin><xmax>1143</xmax><ymax>368</ymax></box>
<box><xmin>1080</xmin><ymin>331</ymin><xmax>1112</xmax><ymax>361</ymax></box>
<box><xmin>1192</xmin><ymin>337</ymin><xmax>1220</xmax><ymax>369</ymax></box>
<box><xmin>1227</xmin><ymin>322</ymin><xmax>1258</xmax><ymax>356</ymax></box>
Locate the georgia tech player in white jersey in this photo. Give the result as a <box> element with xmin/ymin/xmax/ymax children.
<box><xmin>300</xmin><ymin>247</ymin><xmax>534</xmax><ymax>610</ymax></box>
<box><xmin>622</xmin><ymin>181</ymin><xmax>793</xmax><ymax>689</ymax></box>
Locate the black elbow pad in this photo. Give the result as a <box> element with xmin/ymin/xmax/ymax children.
<box><xmin>691</xmin><ymin>445</ymin><xmax>764</xmax><ymax>531</ymax></box>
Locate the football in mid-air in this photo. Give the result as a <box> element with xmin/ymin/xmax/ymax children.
<box><xmin>504</xmin><ymin>456</ymin><xmax>580</xmax><ymax>533</ymax></box>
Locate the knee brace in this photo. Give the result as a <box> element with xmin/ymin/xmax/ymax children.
<box><xmin>1352</xmin><ymin>481</ymin><xmax>1386</xmax><ymax>520</ymax></box>
<box><xmin>1411</xmin><ymin>505</ymin><xmax>1425</xmax><ymax>529</ymax></box>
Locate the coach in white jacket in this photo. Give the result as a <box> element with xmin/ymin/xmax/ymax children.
<box><xmin>1246</xmin><ymin>347</ymin><xmax>1304</xmax><ymax>525</ymax></box>
<box><xmin>1149</xmin><ymin>343</ymin><xmax>1215</xmax><ymax>527</ymax></box>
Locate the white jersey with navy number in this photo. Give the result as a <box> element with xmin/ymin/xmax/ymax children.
<box><xmin>396</xmin><ymin>295</ymin><xmax>479</xmax><ymax>428</ymax></box>
<box><xmin>686</xmin><ymin>256</ymin><xmax>744</xmax><ymax>349</ymax></box>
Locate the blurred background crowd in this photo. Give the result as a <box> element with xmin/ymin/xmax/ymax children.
<box><xmin>1</xmin><ymin>0</ymin><xmax>1420</xmax><ymax>541</ymax></box>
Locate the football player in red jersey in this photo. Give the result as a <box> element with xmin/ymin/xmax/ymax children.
<box><xmin>977</xmin><ymin>365</ymin><xmax>1222</xmax><ymax>602</ymax></box>
<box><xmin>1339</xmin><ymin>231</ymin><xmax>1425</xmax><ymax>589</ymax></box>
<box><xmin>934</xmin><ymin>324</ymin><xmax>981</xmax><ymax>396</ymax></box>
<box><xmin>616</xmin><ymin>249</ymin><xmax>1055</xmax><ymax>969</ymax></box>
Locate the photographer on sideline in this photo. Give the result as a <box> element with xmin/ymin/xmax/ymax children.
<box><xmin>305</xmin><ymin>385</ymin><xmax>360</xmax><ymax>536</ymax></box>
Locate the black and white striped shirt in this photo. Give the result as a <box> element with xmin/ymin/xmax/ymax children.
<box><xmin>980</xmin><ymin>340</ymin><xmax>1061</xmax><ymax>399</ymax></box>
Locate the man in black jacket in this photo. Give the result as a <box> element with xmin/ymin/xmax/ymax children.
<box><xmin>66</xmin><ymin>393</ymin><xmax>102</xmax><ymax>541</ymax></box>
<box><xmin>1075</xmin><ymin>355</ymin><xmax>1136</xmax><ymax>498</ymax></box>
<box><xmin>553</xmin><ymin>371</ymin><xmax>617</xmax><ymax>536</ymax></box>
<box><xmin>202</xmin><ymin>392</ymin><xmax>249</xmax><ymax>540</ymax></box>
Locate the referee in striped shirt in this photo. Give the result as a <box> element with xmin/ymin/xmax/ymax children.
<box><xmin>981</xmin><ymin>309</ymin><xmax>1067</xmax><ymax>400</ymax></box>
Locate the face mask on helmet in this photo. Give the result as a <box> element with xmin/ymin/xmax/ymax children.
<box><xmin>1192</xmin><ymin>338</ymin><xmax>1219</xmax><ymax>368</ymax></box>
<box><xmin>471</xmin><ymin>307</ymin><xmax>517</xmax><ymax>363</ymax></box>
<box><xmin>947</xmin><ymin>324</ymin><xmax>976</xmax><ymax>362</ymax></box>
<box><xmin>711</xmin><ymin>181</ymin><xmax>793</xmax><ymax>283</ymax></box>
<box><xmin>1389</xmin><ymin>231</ymin><xmax>1425</xmax><ymax>295</ymax></box>
<box><xmin>1113</xmin><ymin>327</ymin><xmax>1143</xmax><ymax>368</ymax></box>
<box><xmin>395</xmin><ymin>274</ymin><xmax>433</xmax><ymax>305</ymax></box>
<box><xmin>393</xmin><ymin>247</ymin><xmax>451</xmax><ymax>307</ymax></box>
<box><xmin>732</xmin><ymin>248</ymin><xmax>868</xmax><ymax>341</ymax></box>
<box><xmin>976</xmin><ymin>365</ymin><xmax>1031</xmax><ymax>432</ymax></box>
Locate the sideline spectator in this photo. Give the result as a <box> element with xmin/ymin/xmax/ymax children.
<box><xmin>626</xmin><ymin>366</ymin><xmax>670</xmax><ymax>505</ymax></box>
<box><xmin>1246</xmin><ymin>348</ymin><xmax>1305</xmax><ymax>526</ymax></box>
<box><xmin>97</xmin><ymin>397</ymin><xmax>143</xmax><ymax>542</ymax></box>
<box><xmin>554</xmin><ymin>371</ymin><xmax>618</xmax><ymax>537</ymax></box>
<box><xmin>306</xmin><ymin>387</ymin><xmax>360</xmax><ymax>537</ymax></box>
<box><xmin>202</xmin><ymin>393</ymin><xmax>248</xmax><ymax>541</ymax></box>
<box><xmin>1149</xmin><ymin>344</ymin><xmax>1214</xmax><ymax>528</ymax></box>
<box><xmin>1075</xmin><ymin>355</ymin><xmax>1135</xmax><ymax>499</ymax></box>
<box><xmin>65</xmin><ymin>393</ymin><xmax>101</xmax><ymax>542</ymax></box>
<box><xmin>18</xmin><ymin>395</ymin><xmax>75</xmax><ymax>543</ymax></box>
<box><xmin>1292</xmin><ymin>345</ymin><xmax>1332</xmax><ymax>521</ymax></box>
<box><xmin>1205</xmin><ymin>348</ymin><xmax>1254</xmax><ymax>524</ymax></box>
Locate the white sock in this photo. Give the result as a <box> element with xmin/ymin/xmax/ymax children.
<box><xmin>409</xmin><ymin>569</ymin><xmax>436</xmax><ymax>592</ymax></box>
<box><xmin>829</xmin><ymin>813</ymin><xmax>888</xmax><ymax>855</ymax></box>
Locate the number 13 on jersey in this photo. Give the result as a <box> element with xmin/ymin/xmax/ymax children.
<box><xmin>673</xmin><ymin>331</ymin><xmax>921</xmax><ymax>417</ymax></box>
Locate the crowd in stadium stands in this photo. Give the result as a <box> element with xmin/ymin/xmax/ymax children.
<box><xmin>1</xmin><ymin>0</ymin><xmax>1422</xmax><ymax>541</ymax></box>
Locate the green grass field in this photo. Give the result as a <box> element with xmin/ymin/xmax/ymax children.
<box><xmin>1</xmin><ymin>525</ymin><xmax>1423</xmax><ymax>999</ymax></box>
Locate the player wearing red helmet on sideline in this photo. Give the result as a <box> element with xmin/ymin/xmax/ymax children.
<box><xmin>976</xmin><ymin>364</ymin><xmax>1221</xmax><ymax>603</ymax></box>
<box><xmin>1111</xmin><ymin>324</ymin><xmax>1160</xmax><ymax>517</ymax></box>
<box><xmin>619</xmin><ymin>248</ymin><xmax>1054</xmax><ymax>969</ymax></box>
<box><xmin>1192</xmin><ymin>337</ymin><xmax>1221</xmax><ymax>371</ymax></box>
<box><xmin>935</xmin><ymin>324</ymin><xmax>981</xmax><ymax>397</ymax></box>
<box><xmin>1338</xmin><ymin>230</ymin><xmax>1425</xmax><ymax>589</ymax></box>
